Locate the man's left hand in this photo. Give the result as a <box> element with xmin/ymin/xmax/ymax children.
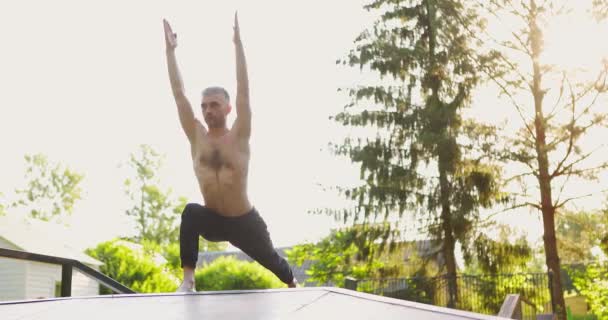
<box><xmin>233</xmin><ymin>12</ymin><xmax>242</xmax><ymax>44</ymax></box>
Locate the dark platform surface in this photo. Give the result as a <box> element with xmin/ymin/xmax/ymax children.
<box><xmin>1</xmin><ymin>287</ymin><xmax>507</xmax><ymax>320</ymax></box>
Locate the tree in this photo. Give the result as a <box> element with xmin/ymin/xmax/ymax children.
<box><xmin>477</xmin><ymin>1</ymin><xmax>608</xmax><ymax>317</ymax></box>
<box><xmin>124</xmin><ymin>145</ymin><xmax>184</xmax><ymax>245</ymax></box>
<box><xmin>12</xmin><ymin>153</ymin><xmax>83</xmax><ymax>221</ymax></box>
<box><xmin>86</xmin><ymin>239</ymin><xmax>178</xmax><ymax>293</ymax></box>
<box><xmin>463</xmin><ymin>225</ymin><xmax>533</xmax><ymax>274</ymax></box>
<box><xmin>332</xmin><ymin>0</ymin><xmax>505</xmax><ymax>307</ymax></box>
<box><xmin>593</xmin><ymin>0</ymin><xmax>608</xmax><ymax>20</ymax></box>
<box><xmin>462</xmin><ymin>228</ymin><xmax>545</xmax><ymax>314</ymax></box>
<box><xmin>556</xmin><ymin>209</ymin><xmax>607</xmax><ymax>263</ymax></box>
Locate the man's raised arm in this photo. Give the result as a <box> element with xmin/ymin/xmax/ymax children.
<box><xmin>164</xmin><ymin>19</ymin><xmax>201</xmax><ymax>142</ymax></box>
<box><xmin>232</xmin><ymin>13</ymin><xmax>251</xmax><ymax>139</ymax></box>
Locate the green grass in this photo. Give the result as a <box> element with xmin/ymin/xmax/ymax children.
<box><xmin>567</xmin><ymin>306</ymin><xmax>598</xmax><ymax>320</ymax></box>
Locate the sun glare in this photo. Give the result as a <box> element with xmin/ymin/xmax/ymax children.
<box><xmin>542</xmin><ymin>3</ymin><xmax>608</xmax><ymax>72</ymax></box>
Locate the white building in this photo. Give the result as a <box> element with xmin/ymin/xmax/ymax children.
<box><xmin>0</xmin><ymin>215</ymin><xmax>102</xmax><ymax>302</ymax></box>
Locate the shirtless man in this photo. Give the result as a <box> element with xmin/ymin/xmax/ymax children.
<box><xmin>163</xmin><ymin>15</ymin><xmax>297</xmax><ymax>292</ymax></box>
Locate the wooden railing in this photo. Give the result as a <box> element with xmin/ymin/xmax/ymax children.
<box><xmin>497</xmin><ymin>293</ymin><xmax>554</xmax><ymax>320</ymax></box>
<box><xmin>0</xmin><ymin>247</ymin><xmax>135</xmax><ymax>297</ymax></box>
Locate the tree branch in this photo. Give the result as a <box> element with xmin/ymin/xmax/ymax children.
<box><xmin>554</xmin><ymin>192</ymin><xmax>596</xmax><ymax>210</ymax></box>
<box><xmin>546</xmin><ymin>72</ymin><xmax>566</xmax><ymax>121</ymax></box>
<box><xmin>551</xmin><ymin>78</ymin><xmax>577</xmax><ymax>177</ymax></box>
<box><xmin>554</xmin><ymin>147</ymin><xmax>605</xmax><ymax>178</ymax></box>
<box><xmin>559</xmin><ymin>162</ymin><xmax>608</xmax><ymax>180</ymax></box>
<box><xmin>479</xmin><ymin>201</ymin><xmax>540</xmax><ymax>224</ymax></box>
<box><xmin>504</xmin><ymin>171</ymin><xmax>537</xmax><ymax>184</ymax></box>
<box><xmin>485</xmin><ymin>73</ymin><xmax>536</xmax><ymax>139</ymax></box>
<box><xmin>553</xmin><ymin>170</ymin><xmax>573</xmax><ymax>209</ymax></box>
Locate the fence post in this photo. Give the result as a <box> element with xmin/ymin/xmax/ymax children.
<box><xmin>61</xmin><ymin>263</ymin><xmax>73</xmax><ymax>297</ymax></box>
<box><xmin>344</xmin><ymin>277</ymin><xmax>358</xmax><ymax>291</ymax></box>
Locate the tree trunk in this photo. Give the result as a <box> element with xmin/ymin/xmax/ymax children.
<box><xmin>440</xmin><ymin>163</ymin><xmax>459</xmax><ymax>308</ymax></box>
<box><xmin>424</xmin><ymin>0</ymin><xmax>459</xmax><ymax>308</ymax></box>
<box><xmin>529</xmin><ymin>1</ymin><xmax>566</xmax><ymax>318</ymax></box>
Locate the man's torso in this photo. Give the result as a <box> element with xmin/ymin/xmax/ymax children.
<box><xmin>190</xmin><ymin>124</ymin><xmax>251</xmax><ymax>216</ymax></box>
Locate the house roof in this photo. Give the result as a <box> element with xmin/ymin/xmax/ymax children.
<box><xmin>0</xmin><ymin>215</ymin><xmax>102</xmax><ymax>266</ymax></box>
<box><xmin>0</xmin><ymin>288</ymin><xmax>505</xmax><ymax>320</ymax></box>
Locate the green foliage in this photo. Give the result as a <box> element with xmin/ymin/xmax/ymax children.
<box><xmin>557</xmin><ymin>210</ymin><xmax>608</xmax><ymax>263</ymax></box>
<box><xmin>124</xmin><ymin>145</ymin><xmax>184</xmax><ymax>245</ymax></box>
<box><xmin>479</xmin><ymin>2</ymin><xmax>608</xmax><ymax>317</ymax></box>
<box><xmin>600</xmin><ymin>204</ymin><xmax>608</xmax><ymax>257</ymax></box>
<box><xmin>568</xmin><ymin>314</ymin><xmax>597</xmax><ymax>320</ymax></box>
<box><xmin>463</xmin><ymin>225</ymin><xmax>532</xmax><ymax>274</ymax></box>
<box><xmin>160</xmin><ymin>242</ymin><xmax>181</xmax><ymax>275</ymax></box>
<box><xmin>0</xmin><ymin>192</ymin><xmax>5</xmax><ymax>216</ymax></box>
<box><xmin>466</xmin><ymin>273</ymin><xmax>551</xmax><ymax>315</ymax></box>
<box><xmin>135</xmin><ymin>238</ymin><xmax>227</xmax><ymax>280</ymax></box>
<box><xmin>570</xmin><ymin>263</ymin><xmax>608</xmax><ymax>318</ymax></box>
<box><xmin>86</xmin><ymin>239</ymin><xmax>178</xmax><ymax>294</ymax></box>
<box><xmin>287</xmin><ymin>225</ymin><xmax>408</xmax><ymax>287</ymax></box>
<box><xmin>357</xmin><ymin>276</ymin><xmax>437</xmax><ymax>305</ymax></box>
<box><xmin>12</xmin><ymin>153</ymin><xmax>83</xmax><ymax>221</ymax></box>
<box><xmin>194</xmin><ymin>256</ymin><xmax>285</xmax><ymax>291</ymax></box>
<box><xmin>158</xmin><ymin>239</ymin><xmax>228</xmax><ymax>279</ymax></box>
<box><xmin>334</xmin><ymin>0</ymin><xmax>503</xmax><ymax>226</ymax></box>
<box><xmin>601</xmin><ymin>236</ymin><xmax>608</xmax><ymax>257</ymax></box>
<box><xmin>356</xmin><ymin>272</ymin><xmax>552</xmax><ymax>315</ymax></box>
<box><xmin>198</xmin><ymin>238</ymin><xmax>229</xmax><ymax>252</ymax></box>
<box><xmin>333</xmin><ymin>1</ymin><xmax>506</xmax><ymax>308</ymax></box>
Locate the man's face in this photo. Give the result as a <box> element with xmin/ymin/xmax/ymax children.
<box><xmin>201</xmin><ymin>93</ymin><xmax>231</xmax><ymax>129</ymax></box>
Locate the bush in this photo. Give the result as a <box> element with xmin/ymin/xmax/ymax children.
<box><xmin>160</xmin><ymin>242</ymin><xmax>181</xmax><ymax>276</ymax></box>
<box><xmin>287</xmin><ymin>225</ymin><xmax>405</xmax><ymax>287</ymax></box>
<box><xmin>86</xmin><ymin>239</ymin><xmax>178</xmax><ymax>293</ymax></box>
<box><xmin>195</xmin><ymin>256</ymin><xmax>285</xmax><ymax>291</ymax></box>
<box><xmin>570</xmin><ymin>263</ymin><xmax>608</xmax><ymax>319</ymax></box>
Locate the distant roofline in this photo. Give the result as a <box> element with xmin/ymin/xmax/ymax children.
<box><xmin>0</xmin><ymin>217</ymin><xmax>102</xmax><ymax>266</ymax></box>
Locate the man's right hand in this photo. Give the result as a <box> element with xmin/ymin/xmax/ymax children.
<box><xmin>163</xmin><ymin>19</ymin><xmax>178</xmax><ymax>51</ymax></box>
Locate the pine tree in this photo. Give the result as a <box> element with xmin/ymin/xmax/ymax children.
<box><xmin>333</xmin><ymin>0</ymin><xmax>505</xmax><ymax>307</ymax></box>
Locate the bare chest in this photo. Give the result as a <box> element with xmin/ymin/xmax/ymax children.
<box><xmin>192</xmin><ymin>135</ymin><xmax>249</xmax><ymax>173</ymax></box>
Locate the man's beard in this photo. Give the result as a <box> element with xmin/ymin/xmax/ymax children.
<box><xmin>206</xmin><ymin>117</ymin><xmax>225</xmax><ymax>129</ymax></box>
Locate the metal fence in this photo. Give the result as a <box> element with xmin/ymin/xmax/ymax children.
<box><xmin>349</xmin><ymin>273</ymin><xmax>553</xmax><ymax>318</ymax></box>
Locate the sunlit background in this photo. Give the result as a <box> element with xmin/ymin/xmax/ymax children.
<box><xmin>1</xmin><ymin>0</ymin><xmax>607</xmax><ymax>254</ymax></box>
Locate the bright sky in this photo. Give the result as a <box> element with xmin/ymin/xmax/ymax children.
<box><xmin>1</xmin><ymin>0</ymin><xmax>607</xmax><ymax>254</ymax></box>
<box><xmin>0</xmin><ymin>0</ymin><xmax>374</xmax><ymax>250</ymax></box>
<box><xmin>469</xmin><ymin>0</ymin><xmax>608</xmax><ymax>249</ymax></box>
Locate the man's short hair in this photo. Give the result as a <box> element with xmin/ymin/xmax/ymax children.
<box><xmin>202</xmin><ymin>86</ymin><xmax>230</xmax><ymax>103</ymax></box>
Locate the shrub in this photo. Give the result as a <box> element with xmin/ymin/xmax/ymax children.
<box><xmin>86</xmin><ymin>239</ymin><xmax>178</xmax><ymax>293</ymax></box>
<box><xmin>570</xmin><ymin>263</ymin><xmax>608</xmax><ymax>319</ymax></box>
<box><xmin>195</xmin><ymin>256</ymin><xmax>285</xmax><ymax>291</ymax></box>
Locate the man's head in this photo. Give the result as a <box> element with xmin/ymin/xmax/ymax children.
<box><xmin>201</xmin><ymin>86</ymin><xmax>232</xmax><ymax>129</ymax></box>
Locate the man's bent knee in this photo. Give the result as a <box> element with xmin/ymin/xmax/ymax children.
<box><xmin>181</xmin><ymin>203</ymin><xmax>199</xmax><ymax>220</ymax></box>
